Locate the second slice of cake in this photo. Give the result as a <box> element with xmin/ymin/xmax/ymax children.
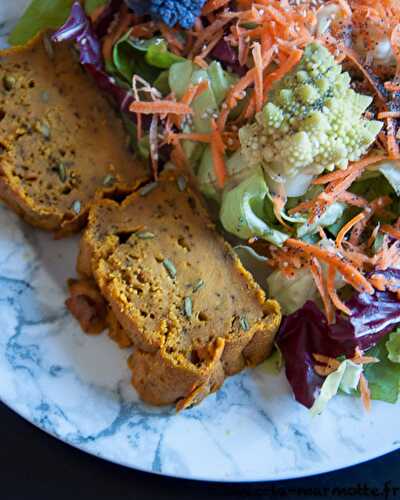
<box><xmin>70</xmin><ymin>173</ymin><xmax>281</xmax><ymax>409</ymax></box>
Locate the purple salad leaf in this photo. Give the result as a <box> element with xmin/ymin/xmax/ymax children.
<box><xmin>277</xmin><ymin>268</ymin><xmax>400</xmax><ymax>408</ymax></box>
<box><xmin>348</xmin><ymin>268</ymin><xmax>400</xmax><ymax>350</ymax></box>
<box><xmin>53</xmin><ymin>2</ymin><xmax>134</xmax><ymax>113</ymax></box>
<box><xmin>276</xmin><ymin>301</ymin><xmax>358</xmax><ymax>408</ymax></box>
<box><xmin>210</xmin><ymin>39</ymin><xmax>247</xmax><ymax>76</ymax></box>
<box><xmin>52</xmin><ymin>1</ymin><xmax>102</xmax><ymax>68</ymax></box>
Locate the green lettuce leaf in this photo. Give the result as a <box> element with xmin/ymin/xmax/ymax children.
<box><xmin>378</xmin><ymin>160</ymin><xmax>400</xmax><ymax>196</ymax></box>
<box><xmin>386</xmin><ymin>328</ymin><xmax>400</xmax><ymax>364</ymax></box>
<box><xmin>363</xmin><ymin>337</ymin><xmax>400</xmax><ymax>403</ymax></box>
<box><xmin>310</xmin><ymin>360</ymin><xmax>363</xmax><ymax>416</ymax></box>
<box><xmin>112</xmin><ymin>32</ymin><xmax>160</xmax><ymax>82</ymax></box>
<box><xmin>9</xmin><ymin>0</ymin><xmax>73</xmax><ymax>46</ymax></box>
<box><xmin>296</xmin><ymin>202</ymin><xmax>346</xmax><ymax>238</ymax></box>
<box><xmin>234</xmin><ymin>245</ymin><xmax>269</xmax><ymax>288</ymax></box>
<box><xmin>145</xmin><ymin>39</ymin><xmax>184</xmax><ymax>69</ymax></box>
<box><xmin>220</xmin><ymin>168</ymin><xmax>289</xmax><ymax>245</ymax></box>
<box><xmin>267</xmin><ymin>268</ymin><xmax>318</xmax><ymax>315</ymax></box>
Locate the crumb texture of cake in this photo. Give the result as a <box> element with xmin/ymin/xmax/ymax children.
<box><xmin>72</xmin><ymin>174</ymin><xmax>281</xmax><ymax>408</ymax></box>
<box><xmin>0</xmin><ymin>35</ymin><xmax>148</xmax><ymax>234</ymax></box>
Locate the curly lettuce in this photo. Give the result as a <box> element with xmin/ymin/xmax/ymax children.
<box><xmin>219</xmin><ymin>168</ymin><xmax>289</xmax><ymax>246</ymax></box>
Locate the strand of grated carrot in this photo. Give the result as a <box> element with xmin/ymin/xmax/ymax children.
<box><xmin>313</xmin><ymin>155</ymin><xmax>387</xmax><ymax>185</ymax></box>
<box><xmin>377</xmin><ymin>111</ymin><xmax>400</xmax><ymax>119</ymax></box>
<box><xmin>101</xmin><ymin>4</ymin><xmax>132</xmax><ymax>60</ymax></box>
<box><xmin>309</xmin><ymin>257</ymin><xmax>335</xmax><ymax>324</ymax></box>
<box><xmin>336</xmin><ymin>212</ymin><xmax>366</xmax><ymax>248</ymax></box>
<box><xmin>211</xmin><ymin>119</ymin><xmax>227</xmax><ymax>188</ymax></box>
<box><xmin>202</xmin><ymin>0</ymin><xmax>231</xmax><ymax>16</ymax></box>
<box><xmin>129</xmin><ymin>100</ymin><xmax>193</xmax><ymax>115</ymax></box>
<box><xmin>336</xmin><ymin>192</ymin><xmax>368</xmax><ymax>207</ymax></box>
<box><xmin>327</xmin><ymin>265</ymin><xmax>352</xmax><ymax>316</ymax></box>
<box><xmin>263</xmin><ymin>49</ymin><xmax>303</xmax><ymax>94</ymax></box>
<box><xmin>285</xmin><ymin>238</ymin><xmax>374</xmax><ymax>294</ymax></box>
<box><xmin>359</xmin><ymin>374</ymin><xmax>372</xmax><ymax>412</ymax></box>
<box><xmin>176</xmin><ymin>80</ymin><xmax>209</xmax><ymax>127</ymax></box>
<box><xmin>159</xmin><ymin>24</ymin><xmax>184</xmax><ymax>53</ymax></box>
<box><xmin>381</xmin><ymin>224</ymin><xmax>400</xmax><ymax>239</ymax></box>
<box><xmin>386</xmin><ymin>117</ymin><xmax>400</xmax><ymax>159</ymax></box>
<box><xmin>252</xmin><ymin>42</ymin><xmax>264</xmax><ymax>113</ymax></box>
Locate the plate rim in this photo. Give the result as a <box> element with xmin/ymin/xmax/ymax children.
<box><xmin>1</xmin><ymin>396</ymin><xmax>399</xmax><ymax>482</ymax></box>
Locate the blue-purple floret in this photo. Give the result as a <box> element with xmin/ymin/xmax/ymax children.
<box><xmin>126</xmin><ymin>0</ymin><xmax>207</xmax><ymax>29</ymax></box>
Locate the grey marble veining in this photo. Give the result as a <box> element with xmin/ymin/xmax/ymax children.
<box><xmin>0</xmin><ymin>1</ymin><xmax>399</xmax><ymax>481</ymax></box>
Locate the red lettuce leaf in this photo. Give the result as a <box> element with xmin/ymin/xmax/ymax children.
<box><xmin>277</xmin><ymin>301</ymin><xmax>358</xmax><ymax>408</ymax></box>
<box><xmin>348</xmin><ymin>268</ymin><xmax>400</xmax><ymax>350</ymax></box>
<box><xmin>210</xmin><ymin>39</ymin><xmax>247</xmax><ymax>76</ymax></box>
<box><xmin>52</xmin><ymin>1</ymin><xmax>102</xmax><ymax>68</ymax></box>
<box><xmin>52</xmin><ymin>2</ymin><xmax>134</xmax><ymax>113</ymax></box>
<box><xmin>277</xmin><ymin>269</ymin><xmax>400</xmax><ymax>408</ymax></box>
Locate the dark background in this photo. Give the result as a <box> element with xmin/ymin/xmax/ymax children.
<box><xmin>1</xmin><ymin>402</ymin><xmax>399</xmax><ymax>500</ymax></box>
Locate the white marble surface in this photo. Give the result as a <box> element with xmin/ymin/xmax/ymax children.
<box><xmin>0</xmin><ymin>1</ymin><xmax>399</xmax><ymax>482</ymax></box>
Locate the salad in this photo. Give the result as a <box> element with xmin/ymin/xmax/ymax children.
<box><xmin>11</xmin><ymin>0</ymin><xmax>400</xmax><ymax>414</ymax></box>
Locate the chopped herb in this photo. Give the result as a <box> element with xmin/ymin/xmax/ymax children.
<box><xmin>163</xmin><ymin>258</ymin><xmax>176</xmax><ymax>279</ymax></box>
<box><xmin>183</xmin><ymin>297</ymin><xmax>192</xmax><ymax>318</ymax></box>
<box><xmin>72</xmin><ymin>200</ymin><xmax>81</xmax><ymax>214</ymax></box>
<box><xmin>3</xmin><ymin>75</ymin><xmax>15</xmax><ymax>91</ymax></box>
<box><xmin>239</xmin><ymin>315</ymin><xmax>250</xmax><ymax>332</ymax></box>
<box><xmin>193</xmin><ymin>279</ymin><xmax>205</xmax><ymax>293</ymax></box>
<box><xmin>239</xmin><ymin>22</ymin><xmax>260</xmax><ymax>29</ymax></box>
<box><xmin>102</xmin><ymin>174</ymin><xmax>116</xmax><ymax>187</ymax></box>
<box><xmin>177</xmin><ymin>176</ymin><xmax>187</xmax><ymax>192</ymax></box>
<box><xmin>56</xmin><ymin>163</ymin><xmax>67</xmax><ymax>182</ymax></box>
<box><xmin>139</xmin><ymin>181</ymin><xmax>158</xmax><ymax>196</ymax></box>
<box><xmin>136</xmin><ymin>231</ymin><xmax>155</xmax><ymax>239</ymax></box>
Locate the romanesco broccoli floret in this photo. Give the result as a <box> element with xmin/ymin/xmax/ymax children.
<box><xmin>127</xmin><ymin>0</ymin><xmax>206</xmax><ymax>29</ymax></box>
<box><xmin>239</xmin><ymin>43</ymin><xmax>383</xmax><ymax>182</ymax></box>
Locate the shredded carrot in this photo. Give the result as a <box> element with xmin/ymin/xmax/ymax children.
<box><xmin>102</xmin><ymin>7</ymin><xmax>133</xmax><ymax>62</ymax></box>
<box><xmin>377</xmin><ymin>111</ymin><xmax>400</xmax><ymax>119</ymax></box>
<box><xmin>263</xmin><ymin>49</ymin><xmax>303</xmax><ymax>94</ymax></box>
<box><xmin>341</xmin><ymin>46</ymin><xmax>387</xmax><ymax>107</ymax></box>
<box><xmin>210</xmin><ymin>120</ymin><xmax>227</xmax><ymax>188</ymax></box>
<box><xmin>176</xmin><ymin>80</ymin><xmax>209</xmax><ymax>126</ymax></box>
<box><xmin>384</xmin><ymin>81</ymin><xmax>400</xmax><ymax>92</ymax></box>
<box><xmin>381</xmin><ymin>224</ymin><xmax>400</xmax><ymax>240</ymax></box>
<box><xmin>158</xmin><ymin>24</ymin><xmax>184</xmax><ymax>53</ymax></box>
<box><xmin>336</xmin><ymin>212</ymin><xmax>366</xmax><ymax>248</ymax></box>
<box><xmin>310</xmin><ymin>258</ymin><xmax>335</xmax><ymax>324</ymax></box>
<box><xmin>336</xmin><ymin>192</ymin><xmax>368</xmax><ymax>208</ymax></box>
<box><xmin>129</xmin><ymin>101</ymin><xmax>193</xmax><ymax>115</ymax></box>
<box><xmin>359</xmin><ymin>373</ymin><xmax>372</xmax><ymax>412</ymax></box>
<box><xmin>386</xmin><ymin>117</ymin><xmax>400</xmax><ymax>159</ymax></box>
<box><xmin>202</xmin><ymin>0</ymin><xmax>231</xmax><ymax>16</ymax></box>
<box><xmin>313</xmin><ymin>156</ymin><xmax>386</xmax><ymax>185</ymax></box>
<box><xmin>252</xmin><ymin>42</ymin><xmax>264</xmax><ymax>113</ymax></box>
<box><xmin>313</xmin><ymin>353</ymin><xmax>341</xmax><ymax>376</ymax></box>
<box><xmin>285</xmin><ymin>238</ymin><xmax>374</xmax><ymax>294</ymax></box>
<box><xmin>327</xmin><ymin>265</ymin><xmax>352</xmax><ymax>316</ymax></box>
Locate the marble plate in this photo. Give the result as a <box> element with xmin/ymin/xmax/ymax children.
<box><xmin>0</xmin><ymin>1</ymin><xmax>399</xmax><ymax>482</ymax></box>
